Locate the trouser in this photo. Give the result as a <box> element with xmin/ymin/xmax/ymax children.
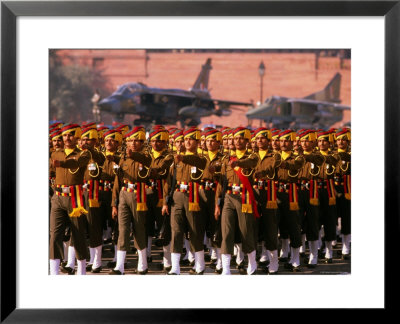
<box><xmin>170</xmin><ymin>191</ymin><xmax>206</xmax><ymax>253</ymax></box>
<box><xmin>49</xmin><ymin>194</ymin><xmax>88</xmax><ymax>260</ymax></box>
<box><xmin>117</xmin><ymin>190</ymin><xmax>147</xmax><ymax>251</ymax></box>
<box><xmin>99</xmin><ymin>190</ymin><xmax>118</xmax><ymax>243</ymax></box>
<box><xmin>336</xmin><ymin>186</ymin><xmax>351</xmax><ymax>235</ymax></box>
<box><xmin>318</xmin><ymin>189</ymin><xmax>338</xmax><ymax>241</ymax></box>
<box><xmin>298</xmin><ymin>189</ymin><xmax>320</xmax><ymax>241</ymax></box>
<box><xmin>220</xmin><ymin>194</ymin><xmax>257</xmax><ymax>255</ymax></box>
<box><xmin>256</xmin><ymin>189</ymin><xmax>279</xmax><ymax>251</ymax></box>
<box><xmin>147</xmin><ymin>189</ymin><xmax>171</xmax><ymax>246</ymax></box>
<box><xmin>277</xmin><ymin>191</ymin><xmax>302</xmax><ymax>248</ymax></box>
<box><xmin>83</xmin><ymin>191</ymin><xmax>103</xmax><ymax>248</ymax></box>
<box><xmin>199</xmin><ymin>188</ymin><xmax>221</xmax><ymax>248</ymax></box>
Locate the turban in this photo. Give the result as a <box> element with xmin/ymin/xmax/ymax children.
<box><xmin>97</xmin><ymin>126</ymin><xmax>109</xmax><ymax>138</ymax></box>
<box><xmin>279</xmin><ymin>129</ymin><xmax>296</xmax><ymax>141</ymax></box>
<box><xmin>104</xmin><ymin>129</ymin><xmax>123</xmax><ymax>144</ymax></box>
<box><xmin>298</xmin><ymin>129</ymin><xmax>317</xmax><ymax>141</ymax></box>
<box><xmin>81</xmin><ymin>122</ymin><xmax>96</xmax><ymax>130</ymax></box>
<box><xmin>204</xmin><ymin>128</ymin><xmax>222</xmax><ymax>142</ymax></box>
<box><xmin>253</xmin><ymin>127</ymin><xmax>271</xmax><ymax>140</ymax></box>
<box><xmin>221</xmin><ymin>127</ymin><xmax>232</xmax><ymax>139</ymax></box>
<box><xmin>61</xmin><ymin>124</ymin><xmax>81</xmax><ymax>138</ymax></box>
<box><xmin>317</xmin><ymin>130</ymin><xmax>334</xmax><ymax>143</ymax></box>
<box><xmin>183</xmin><ymin>127</ymin><xmax>201</xmax><ymax>140</ymax></box>
<box><xmin>50</xmin><ymin>129</ymin><xmax>62</xmax><ymax>140</ymax></box>
<box><xmin>115</xmin><ymin>124</ymin><xmax>130</xmax><ymax>136</ymax></box>
<box><xmin>335</xmin><ymin>127</ymin><xmax>351</xmax><ymax>141</ymax></box>
<box><xmin>173</xmin><ymin>129</ymin><xmax>184</xmax><ymax>141</ymax></box>
<box><xmin>81</xmin><ymin>126</ymin><xmax>98</xmax><ymax>140</ymax></box>
<box><xmin>233</xmin><ymin>127</ymin><xmax>251</xmax><ymax>140</ymax></box>
<box><xmin>125</xmin><ymin>126</ymin><xmax>146</xmax><ymax>141</ymax></box>
<box><xmin>270</xmin><ymin>128</ymin><xmax>281</xmax><ymax>139</ymax></box>
<box><xmin>149</xmin><ymin>128</ymin><xmax>169</xmax><ymax>141</ymax></box>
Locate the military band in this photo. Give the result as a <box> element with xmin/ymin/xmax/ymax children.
<box><xmin>49</xmin><ymin>122</ymin><xmax>351</xmax><ymax>275</ymax></box>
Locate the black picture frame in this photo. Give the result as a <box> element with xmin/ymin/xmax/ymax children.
<box><xmin>1</xmin><ymin>1</ymin><xmax>398</xmax><ymax>322</ymax></box>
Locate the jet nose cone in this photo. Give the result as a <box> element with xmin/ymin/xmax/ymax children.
<box><xmin>98</xmin><ymin>97</ymin><xmax>121</xmax><ymax>113</ymax></box>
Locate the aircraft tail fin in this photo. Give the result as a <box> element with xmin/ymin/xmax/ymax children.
<box><xmin>192</xmin><ymin>58</ymin><xmax>212</xmax><ymax>90</ymax></box>
<box><xmin>304</xmin><ymin>73</ymin><xmax>342</xmax><ymax>103</ymax></box>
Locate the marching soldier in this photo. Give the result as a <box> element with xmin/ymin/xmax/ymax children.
<box><xmin>129</xmin><ymin>127</ymin><xmax>174</xmax><ymax>272</ymax></box>
<box><xmin>99</xmin><ymin>129</ymin><xmax>122</xmax><ymax>268</ymax></box>
<box><xmin>333</xmin><ymin>128</ymin><xmax>351</xmax><ymax>259</ymax></box>
<box><xmin>161</xmin><ymin>127</ymin><xmax>208</xmax><ymax>275</ymax></box>
<box><xmin>215</xmin><ymin>127</ymin><xmax>259</xmax><ymax>275</ymax></box>
<box><xmin>316</xmin><ymin>130</ymin><xmax>340</xmax><ymax>263</ymax></box>
<box><xmin>297</xmin><ymin>129</ymin><xmax>325</xmax><ymax>267</ymax></box>
<box><xmin>199</xmin><ymin>128</ymin><xmax>224</xmax><ymax>274</ymax></box>
<box><xmin>109</xmin><ymin>127</ymin><xmax>152</xmax><ymax>275</ymax></box>
<box><xmin>80</xmin><ymin>126</ymin><xmax>106</xmax><ymax>273</ymax></box>
<box><xmin>276</xmin><ymin>130</ymin><xmax>305</xmax><ymax>272</ymax></box>
<box><xmin>252</xmin><ymin>127</ymin><xmax>281</xmax><ymax>274</ymax></box>
<box><xmin>49</xmin><ymin>124</ymin><xmax>91</xmax><ymax>275</ymax></box>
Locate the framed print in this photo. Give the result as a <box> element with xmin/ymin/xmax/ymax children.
<box><xmin>1</xmin><ymin>0</ymin><xmax>398</xmax><ymax>321</ymax></box>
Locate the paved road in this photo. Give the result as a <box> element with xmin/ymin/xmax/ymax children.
<box><xmin>60</xmin><ymin>239</ymin><xmax>350</xmax><ymax>275</ymax></box>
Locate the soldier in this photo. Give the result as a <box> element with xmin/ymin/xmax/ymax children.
<box><xmin>49</xmin><ymin>124</ymin><xmax>91</xmax><ymax>275</ymax></box>
<box><xmin>252</xmin><ymin>127</ymin><xmax>281</xmax><ymax>274</ymax></box>
<box><xmin>221</xmin><ymin>127</ymin><xmax>231</xmax><ymax>155</ymax></box>
<box><xmin>276</xmin><ymin>130</ymin><xmax>305</xmax><ymax>272</ymax></box>
<box><xmin>333</xmin><ymin>128</ymin><xmax>351</xmax><ymax>259</ymax></box>
<box><xmin>297</xmin><ymin>129</ymin><xmax>325</xmax><ymax>268</ymax></box>
<box><xmin>199</xmin><ymin>128</ymin><xmax>224</xmax><ymax>274</ymax></box>
<box><xmin>99</xmin><ymin>129</ymin><xmax>122</xmax><ymax>268</ymax></box>
<box><xmin>79</xmin><ymin>126</ymin><xmax>106</xmax><ymax>273</ymax></box>
<box><xmin>109</xmin><ymin>127</ymin><xmax>151</xmax><ymax>275</ymax></box>
<box><xmin>129</xmin><ymin>127</ymin><xmax>174</xmax><ymax>272</ymax></box>
<box><xmin>316</xmin><ymin>130</ymin><xmax>339</xmax><ymax>263</ymax></box>
<box><xmin>161</xmin><ymin>127</ymin><xmax>208</xmax><ymax>275</ymax></box>
<box><xmin>215</xmin><ymin>127</ymin><xmax>259</xmax><ymax>275</ymax></box>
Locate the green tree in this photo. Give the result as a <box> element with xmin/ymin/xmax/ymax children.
<box><xmin>49</xmin><ymin>50</ymin><xmax>111</xmax><ymax>123</ymax></box>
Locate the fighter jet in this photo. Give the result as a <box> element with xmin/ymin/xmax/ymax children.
<box><xmin>246</xmin><ymin>73</ymin><xmax>350</xmax><ymax>129</ymax></box>
<box><xmin>97</xmin><ymin>58</ymin><xmax>250</xmax><ymax>127</ymax></box>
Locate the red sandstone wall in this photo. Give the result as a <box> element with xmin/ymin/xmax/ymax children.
<box><xmin>55</xmin><ymin>50</ymin><xmax>351</xmax><ymax>128</ymax></box>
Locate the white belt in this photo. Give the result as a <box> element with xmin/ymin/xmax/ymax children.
<box><xmin>179</xmin><ymin>184</ymin><xmax>188</xmax><ymax>191</ymax></box>
<box><xmin>232</xmin><ymin>186</ymin><xmax>241</xmax><ymax>193</ymax></box>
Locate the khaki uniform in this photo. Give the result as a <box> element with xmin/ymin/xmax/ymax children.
<box><xmin>99</xmin><ymin>152</ymin><xmax>121</xmax><ymax>245</ymax></box>
<box><xmin>199</xmin><ymin>151</ymin><xmax>224</xmax><ymax>248</ymax></box>
<box><xmin>82</xmin><ymin>148</ymin><xmax>106</xmax><ymax>248</ymax></box>
<box><xmin>164</xmin><ymin>153</ymin><xmax>207</xmax><ymax>253</ymax></box>
<box><xmin>276</xmin><ymin>152</ymin><xmax>304</xmax><ymax>249</ymax></box>
<box><xmin>216</xmin><ymin>151</ymin><xmax>259</xmax><ymax>255</ymax></box>
<box><xmin>49</xmin><ymin>147</ymin><xmax>91</xmax><ymax>261</ymax></box>
<box><xmin>111</xmin><ymin>151</ymin><xmax>151</xmax><ymax>251</ymax></box>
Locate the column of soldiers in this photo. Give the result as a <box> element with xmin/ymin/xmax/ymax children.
<box><xmin>49</xmin><ymin>121</ymin><xmax>351</xmax><ymax>275</ymax></box>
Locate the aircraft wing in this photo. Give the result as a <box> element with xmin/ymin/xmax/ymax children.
<box><xmin>211</xmin><ymin>99</ymin><xmax>252</xmax><ymax>107</ymax></box>
<box><xmin>287</xmin><ymin>98</ymin><xmax>350</xmax><ymax>110</ymax></box>
<box><xmin>144</xmin><ymin>88</ymin><xmax>197</xmax><ymax>99</ymax></box>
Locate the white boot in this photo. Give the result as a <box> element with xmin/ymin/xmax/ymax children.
<box><xmin>221</xmin><ymin>254</ymin><xmax>231</xmax><ymax>275</ymax></box>
<box><xmin>342</xmin><ymin>234</ymin><xmax>351</xmax><ymax>255</ymax></box>
<box><xmin>66</xmin><ymin>245</ymin><xmax>76</xmax><ymax>269</ymax></box>
<box><xmin>137</xmin><ymin>248</ymin><xmax>148</xmax><ymax>272</ymax></box>
<box><xmin>210</xmin><ymin>247</ymin><xmax>217</xmax><ymax>261</ymax></box>
<box><xmin>290</xmin><ymin>247</ymin><xmax>300</xmax><ymax>267</ymax></box>
<box><xmin>163</xmin><ymin>244</ymin><xmax>172</xmax><ymax>268</ymax></box>
<box><xmin>325</xmin><ymin>241</ymin><xmax>333</xmax><ymax>259</ymax></box>
<box><xmin>182</xmin><ymin>239</ymin><xmax>190</xmax><ymax>260</ymax></box>
<box><xmin>247</xmin><ymin>250</ymin><xmax>257</xmax><ymax>275</ymax></box>
<box><xmin>170</xmin><ymin>252</ymin><xmax>181</xmax><ymax>275</ymax></box>
<box><xmin>195</xmin><ymin>250</ymin><xmax>205</xmax><ymax>273</ymax></box>
<box><xmin>76</xmin><ymin>259</ymin><xmax>86</xmax><ymax>275</ymax></box>
<box><xmin>216</xmin><ymin>248</ymin><xmax>222</xmax><ymax>271</ymax></box>
<box><xmin>280</xmin><ymin>238</ymin><xmax>290</xmax><ymax>258</ymax></box>
<box><xmin>114</xmin><ymin>250</ymin><xmax>127</xmax><ymax>273</ymax></box>
<box><xmin>309</xmin><ymin>240</ymin><xmax>318</xmax><ymax>265</ymax></box>
<box><xmin>88</xmin><ymin>247</ymin><xmax>95</xmax><ymax>267</ymax></box>
<box><xmin>188</xmin><ymin>249</ymin><xmax>195</xmax><ymax>264</ymax></box>
<box><xmin>267</xmin><ymin>250</ymin><xmax>279</xmax><ymax>273</ymax></box>
<box><xmin>259</xmin><ymin>242</ymin><xmax>269</xmax><ymax>262</ymax></box>
<box><xmin>112</xmin><ymin>245</ymin><xmax>117</xmax><ymax>262</ymax></box>
<box><xmin>235</xmin><ymin>243</ymin><xmax>244</xmax><ymax>265</ymax></box>
<box><xmin>233</xmin><ymin>245</ymin><xmax>238</xmax><ymax>257</ymax></box>
<box><xmin>92</xmin><ymin>245</ymin><xmax>102</xmax><ymax>270</ymax></box>
<box><xmin>49</xmin><ymin>259</ymin><xmax>60</xmax><ymax>275</ymax></box>
<box><xmin>300</xmin><ymin>234</ymin><xmax>306</xmax><ymax>254</ymax></box>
